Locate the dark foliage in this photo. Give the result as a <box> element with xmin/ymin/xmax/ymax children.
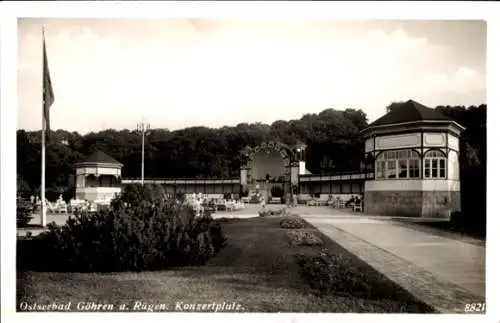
<box><xmin>286</xmin><ymin>230</ymin><xmax>323</xmax><ymax>246</ymax></box>
<box><xmin>295</xmin><ymin>250</ymin><xmax>384</xmax><ymax>298</ymax></box>
<box><xmin>271</xmin><ymin>185</ymin><xmax>283</xmax><ymax>198</ymax></box>
<box><xmin>249</xmin><ymin>194</ymin><xmax>261</xmax><ymax>204</ymax></box>
<box><xmin>240</xmin><ymin>185</ymin><xmax>249</xmax><ymax>197</ymax></box>
<box><xmin>436</xmin><ymin>105</ymin><xmax>486</xmax><ymax>237</ymax></box>
<box><xmin>280</xmin><ymin>217</ymin><xmax>307</xmax><ymax>229</ymax></box>
<box><xmin>17</xmin><ymin>197</ymin><xmax>34</xmax><ymax>227</ymax></box>
<box><xmin>17</xmin><ymin>184</ymin><xmax>226</xmax><ymax>272</ymax></box>
<box><xmin>17</xmin><ymin>175</ymin><xmax>31</xmax><ymax>198</ymax></box>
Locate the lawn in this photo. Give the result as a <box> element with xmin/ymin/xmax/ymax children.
<box><xmin>17</xmin><ymin>216</ymin><xmax>435</xmax><ymax>313</ymax></box>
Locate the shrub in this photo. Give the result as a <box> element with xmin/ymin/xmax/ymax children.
<box><xmin>176</xmin><ymin>191</ymin><xmax>186</xmax><ymax>203</ymax></box>
<box><xmin>249</xmin><ymin>194</ymin><xmax>261</xmax><ymax>204</ymax></box>
<box><xmin>114</xmin><ymin>183</ymin><xmax>166</xmax><ymax>207</ymax></box>
<box><xmin>17</xmin><ymin>194</ymin><xmax>226</xmax><ymax>272</ymax></box>
<box><xmin>17</xmin><ymin>197</ymin><xmax>34</xmax><ymax>227</ymax></box>
<box><xmin>216</xmin><ymin>217</ymin><xmax>241</xmax><ymax>223</ymax></box>
<box><xmin>260</xmin><ymin>208</ymin><xmax>288</xmax><ymax>217</ymax></box>
<box><xmin>240</xmin><ymin>186</ymin><xmax>249</xmax><ymax>198</ymax></box>
<box><xmin>62</xmin><ymin>186</ymin><xmax>76</xmax><ymax>203</ymax></box>
<box><xmin>258</xmin><ymin>210</ymin><xmax>270</xmax><ymax>217</ymax></box>
<box><xmin>17</xmin><ymin>175</ymin><xmax>31</xmax><ymax>198</ymax></box>
<box><xmin>210</xmin><ymin>221</ymin><xmax>226</xmax><ymax>253</ymax></box>
<box><xmin>271</xmin><ymin>186</ymin><xmax>283</xmax><ymax>198</ymax></box>
<box><xmin>295</xmin><ymin>250</ymin><xmax>372</xmax><ymax>297</ymax></box>
<box><xmin>286</xmin><ymin>230</ymin><xmax>323</xmax><ymax>246</ymax></box>
<box><xmin>45</xmin><ymin>188</ymin><xmax>62</xmax><ymax>203</ymax></box>
<box><xmin>280</xmin><ymin>217</ymin><xmax>306</xmax><ymax>229</ymax></box>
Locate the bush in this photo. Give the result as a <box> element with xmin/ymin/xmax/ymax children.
<box><xmin>271</xmin><ymin>186</ymin><xmax>283</xmax><ymax>198</ymax></box>
<box><xmin>45</xmin><ymin>188</ymin><xmax>62</xmax><ymax>203</ymax></box>
<box><xmin>286</xmin><ymin>230</ymin><xmax>323</xmax><ymax>246</ymax></box>
<box><xmin>258</xmin><ymin>210</ymin><xmax>270</xmax><ymax>217</ymax></box>
<box><xmin>17</xmin><ymin>175</ymin><xmax>31</xmax><ymax>198</ymax></box>
<box><xmin>62</xmin><ymin>186</ymin><xmax>76</xmax><ymax>203</ymax></box>
<box><xmin>249</xmin><ymin>194</ymin><xmax>261</xmax><ymax>204</ymax></box>
<box><xmin>17</xmin><ymin>197</ymin><xmax>34</xmax><ymax>227</ymax></box>
<box><xmin>240</xmin><ymin>186</ymin><xmax>249</xmax><ymax>198</ymax></box>
<box><xmin>176</xmin><ymin>191</ymin><xmax>186</xmax><ymax>203</ymax></box>
<box><xmin>210</xmin><ymin>221</ymin><xmax>226</xmax><ymax>253</ymax></box>
<box><xmin>280</xmin><ymin>217</ymin><xmax>306</xmax><ymax>229</ymax></box>
<box><xmin>295</xmin><ymin>250</ymin><xmax>372</xmax><ymax>297</ymax></box>
<box><xmin>17</xmin><ymin>191</ymin><xmax>226</xmax><ymax>272</ymax></box>
<box><xmin>114</xmin><ymin>183</ymin><xmax>166</xmax><ymax>207</ymax></box>
<box><xmin>259</xmin><ymin>208</ymin><xmax>288</xmax><ymax>217</ymax></box>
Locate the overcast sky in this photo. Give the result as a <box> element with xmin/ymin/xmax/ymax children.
<box><xmin>17</xmin><ymin>19</ymin><xmax>486</xmax><ymax>134</ymax></box>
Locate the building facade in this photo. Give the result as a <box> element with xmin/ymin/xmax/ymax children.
<box><xmin>362</xmin><ymin>100</ymin><xmax>464</xmax><ymax>219</ymax></box>
<box><xmin>75</xmin><ymin>151</ymin><xmax>123</xmax><ymax>202</ymax></box>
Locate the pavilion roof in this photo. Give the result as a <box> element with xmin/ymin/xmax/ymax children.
<box><xmin>79</xmin><ymin>150</ymin><xmax>122</xmax><ymax>166</ymax></box>
<box><xmin>367</xmin><ymin>99</ymin><xmax>452</xmax><ymax>128</ymax></box>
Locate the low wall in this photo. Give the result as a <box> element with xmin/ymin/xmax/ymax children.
<box><xmin>364</xmin><ymin>190</ymin><xmax>461</xmax><ymax>218</ymax></box>
<box><xmin>75</xmin><ymin>187</ymin><xmax>121</xmax><ymax>202</ymax></box>
<box><xmin>297</xmin><ymin>193</ymin><xmax>361</xmax><ymax>202</ymax></box>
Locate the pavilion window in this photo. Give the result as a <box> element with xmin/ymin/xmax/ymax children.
<box><xmin>376</xmin><ymin>160</ymin><xmax>386</xmax><ymax>179</ymax></box>
<box><xmin>387</xmin><ymin>160</ymin><xmax>397</xmax><ymax>178</ymax></box>
<box><xmin>424</xmin><ymin>150</ymin><xmax>447</xmax><ymax>179</ymax></box>
<box><xmin>409</xmin><ymin>159</ymin><xmax>420</xmax><ymax>178</ymax></box>
<box><xmin>375</xmin><ymin>149</ymin><xmax>420</xmax><ymax>179</ymax></box>
<box><xmin>398</xmin><ymin>159</ymin><xmax>408</xmax><ymax>178</ymax></box>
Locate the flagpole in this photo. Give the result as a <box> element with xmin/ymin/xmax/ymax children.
<box><xmin>137</xmin><ymin>119</ymin><xmax>150</xmax><ymax>185</ymax></box>
<box><xmin>40</xmin><ymin>29</ymin><xmax>47</xmax><ymax>227</ymax></box>
<box><xmin>41</xmin><ymin>100</ymin><xmax>47</xmax><ymax>227</ymax></box>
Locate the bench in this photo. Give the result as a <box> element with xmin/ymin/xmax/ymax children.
<box><xmin>307</xmin><ymin>199</ymin><xmax>319</xmax><ymax>206</ymax></box>
<box><xmin>269</xmin><ymin>197</ymin><xmax>281</xmax><ymax>204</ymax></box>
<box><xmin>216</xmin><ymin>204</ymin><xmax>227</xmax><ymax>211</ymax></box>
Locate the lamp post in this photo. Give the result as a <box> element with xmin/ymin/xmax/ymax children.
<box><xmin>137</xmin><ymin>119</ymin><xmax>151</xmax><ymax>185</ymax></box>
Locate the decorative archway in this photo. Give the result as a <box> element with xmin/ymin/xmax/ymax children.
<box><xmin>240</xmin><ymin>141</ymin><xmax>296</xmax><ymax>201</ymax></box>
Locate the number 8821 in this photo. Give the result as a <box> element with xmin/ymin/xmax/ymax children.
<box><xmin>464</xmin><ymin>303</ymin><xmax>486</xmax><ymax>313</ymax></box>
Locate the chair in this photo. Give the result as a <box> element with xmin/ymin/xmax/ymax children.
<box><xmin>353</xmin><ymin>201</ymin><xmax>363</xmax><ymax>212</ymax></box>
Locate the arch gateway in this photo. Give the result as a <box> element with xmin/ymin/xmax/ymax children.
<box><xmin>239</xmin><ymin>141</ymin><xmax>306</xmax><ymax>202</ymax></box>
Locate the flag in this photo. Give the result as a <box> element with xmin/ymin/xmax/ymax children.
<box><xmin>43</xmin><ymin>32</ymin><xmax>54</xmax><ymax>134</ymax></box>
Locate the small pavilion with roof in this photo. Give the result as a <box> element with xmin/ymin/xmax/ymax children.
<box><xmin>75</xmin><ymin>150</ymin><xmax>123</xmax><ymax>202</ymax></box>
<box><xmin>361</xmin><ymin>100</ymin><xmax>465</xmax><ymax>219</ymax></box>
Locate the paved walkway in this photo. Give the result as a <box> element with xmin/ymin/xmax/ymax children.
<box><xmin>302</xmin><ymin>212</ymin><xmax>486</xmax><ymax>313</ymax></box>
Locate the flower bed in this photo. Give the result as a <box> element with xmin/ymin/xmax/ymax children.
<box><xmin>286</xmin><ymin>229</ymin><xmax>323</xmax><ymax>246</ymax></box>
<box><xmin>259</xmin><ymin>208</ymin><xmax>288</xmax><ymax>217</ymax></box>
<box><xmin>295</xmin><ymin>249</ymin><xmax>373</xmax><ymax>296</ymax></box>
<box><xmin>279</xmin><ymin>216</ymin><xmax>307</xmax><ymax>229</ymax></box>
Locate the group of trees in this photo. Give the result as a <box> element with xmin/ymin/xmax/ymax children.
<box><xmin>435</xmin><ymin>104</ymin><xmax>486</xmax><ymax>236</ymax></box>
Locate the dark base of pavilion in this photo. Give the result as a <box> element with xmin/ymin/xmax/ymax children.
<box><xmin>364</xmin><ymin>190</ymin><xmax>460</xmax><ymax>219</ymax></box>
